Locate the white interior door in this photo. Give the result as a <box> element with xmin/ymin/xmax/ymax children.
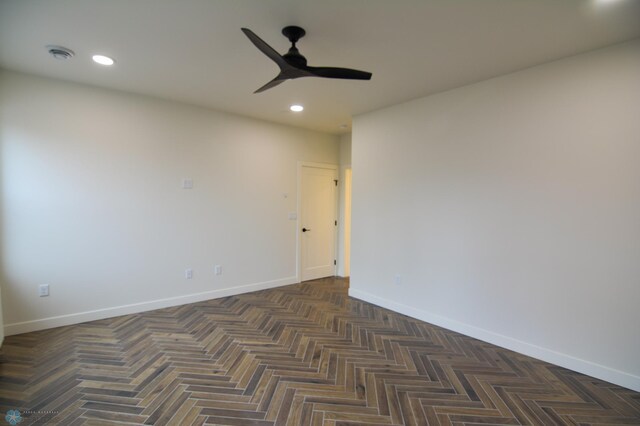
<box><xmin>300</xmin><ymin>165</ymin><xmax>337</xmax><ymax>281</ymax></box>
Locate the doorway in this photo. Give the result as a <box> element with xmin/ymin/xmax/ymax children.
<box><xmin>299</xmin><ymin>163</ymin><xmax>338</xmax><ymax>282</ymax></box>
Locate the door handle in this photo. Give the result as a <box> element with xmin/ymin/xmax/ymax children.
<box><xmin>302</xmin><ymin>228</ymin><xmax>311</xmax><ymax>232</ymax></box>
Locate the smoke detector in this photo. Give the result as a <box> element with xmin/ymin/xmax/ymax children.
<box><xmin>46</xmin><ymin>45</ymin><xmax>74</xmax><ymax>60</ymax></box>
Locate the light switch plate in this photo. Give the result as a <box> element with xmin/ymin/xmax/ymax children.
<box><xmin>39</xmin><ymin>284</ymin><xmax>50</xmax><ymax>297</ymax></box>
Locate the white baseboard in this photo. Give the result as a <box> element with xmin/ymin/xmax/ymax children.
<box><xmin>349</xmin><ymin>287</ymin><xmax>640</xmax><ymax>392</ymax></box>
<box><xmin>4</xmin><ymin>276</ymin><xmax>298</xmax><ymax>337</ymax></box>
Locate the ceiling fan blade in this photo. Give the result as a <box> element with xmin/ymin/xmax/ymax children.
<box><xmin>305</xmin><ymin>66</ymin><xmax>372</xmax><ymax>80</ymax></box>
<box><xmin>254</xmin><ymin>75</ymin><xmax>287</xmax><ymax>93</ymax></box>
<box><xmin>241</xmin><ymin>28</ymin><xmax>289</xmax><ymax>70</ymax></box>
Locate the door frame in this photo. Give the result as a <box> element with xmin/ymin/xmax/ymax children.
<box><xmin>297</xmin><ymin>161</ymin><xmax>339</xmax><ymax>283</ymax></box>
<box><xmin>343</xmin><ymin>167</ymin><xmax>352</xmax><ymax>277</ymax></box>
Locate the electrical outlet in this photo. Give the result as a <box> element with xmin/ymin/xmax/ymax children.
<box><xmin>185</xmin><ymin>268</ymin><xmax>193</xmax><ymax>279</ymax></box>
<box><xmin>393</xmin><ymin>274</ymin><xmax>402</xmax><ymax>286</ymax></box>
<box><xmin>182</xmin><ymin>178</ymin><xmax>193</xmax><ymax>189</ymax></box>
<box><xmin>214</xmin><ymin>265</ymin><xmax>222</xmax><ymax>276</ymax></box>
<box><xmin>39</xmin><ymin>284</ymin><xmax>50</xmax><ymax>297</ymax></box>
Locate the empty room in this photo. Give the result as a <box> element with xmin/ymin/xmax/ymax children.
<box><xmin>1</xmin><ymin>0</ymin><xmax>639</xmax><ymax>425</ymax></box>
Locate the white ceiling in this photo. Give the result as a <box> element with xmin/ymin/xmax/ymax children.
<box><xmin>1</xmin><ymin>0</ymin><xmax>639</xmax><ymax>134</ymax></box>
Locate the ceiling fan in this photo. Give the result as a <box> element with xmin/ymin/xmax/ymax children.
<box><xmin>241</xmin><ymin>26</ymin><xmax>372</xmax><ymax>93</ymax></box>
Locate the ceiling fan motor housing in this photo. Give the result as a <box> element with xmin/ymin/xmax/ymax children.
<box><xmin>282</xmin><ymin>26</ymin><xmax>308</xmax><ymax>66</ymax></box>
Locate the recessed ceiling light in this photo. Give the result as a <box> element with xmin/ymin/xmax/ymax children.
<box><xmin>289</xmin><ymin>104</ymin><xmax>304</xmax><ymax>112</ymax></box>
<box><xmin>92</xmin><ymin>54</ymin><xmax>115</xmax><ymax>66</ymax></box>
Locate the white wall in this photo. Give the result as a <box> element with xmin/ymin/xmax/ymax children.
<box><xmin>0</xmin><ymin>70</ymin><xmax>339</xmax><ymax>335</ymax></box>
<box><xmin>0</xmin><ymin>287</ymin><xmax>4</xmax><ymax>345</ymax></box>
<box><xmin>351</xmin><ymin>39</ymin><xmax>640</xmax><ymax>391</ymax></box>
<box><xmin>337</xmin><ymin>133</ymin><xmax>351</xmax><ymax>277</ymax></box>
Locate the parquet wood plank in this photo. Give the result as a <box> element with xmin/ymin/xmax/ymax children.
<box><xmin>0</xmin><ymin>277</ymin><xmax>638</xmax><ymax>425</ymax></box>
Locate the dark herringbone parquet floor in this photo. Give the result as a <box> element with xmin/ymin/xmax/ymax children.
<box><xmin>1</xmin><ymin>277</ymin><xmax>639</xmax><ymax>425</ymax></box>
